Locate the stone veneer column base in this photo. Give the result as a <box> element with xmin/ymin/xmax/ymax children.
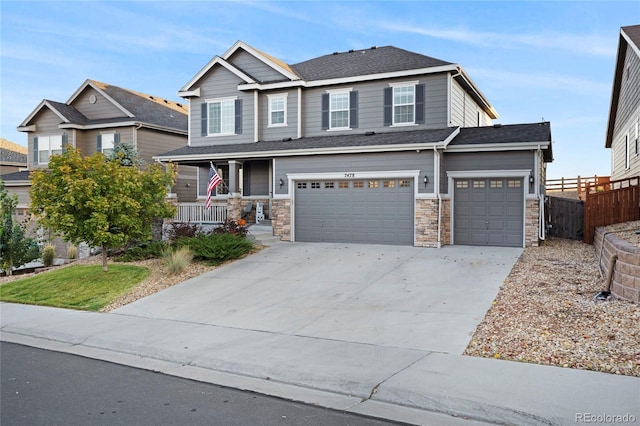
<box><xmin>226</xmin><ymin>196</ymin><xmax>242</xmax><ymax>222</ymax></box>
<box><xmin>271</xmin><ymin>198</ymin><xmax>291</xmax><ymax>241</ymax></box>
<box><xmin>415</xmin><ymin>198</ymin><xmax>440</xmax><ymax>248</ymax></box>
<box><xmin>525</xmin><ymin>198</ymin><xmax>540</xmax><ymax>247</ymax></box>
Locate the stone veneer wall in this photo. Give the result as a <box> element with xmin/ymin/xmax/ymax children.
<box><xmin>415</xmin><ymin>198</ymin><xmax>451</xmax><ymax>247</ymax></box>
<box><xmin>271</xmin><ymin>198</ymin><xmax>291</xmax><ymax>241</ymax></box>
<box><xmin>525</xmin><ymin>198</ymin><xmax>540</xmax><ymax>247</ymax></box>
<box><xmin>593</xmin><ymin>227</ymin><xmax>640</xmax><ymax>303</ymax></box>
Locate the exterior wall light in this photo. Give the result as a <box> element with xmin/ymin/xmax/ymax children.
<box><xmin>424</xmin><ymin>175</ymin><xmax>429</xmax><ymax>188</ymax></box>
<box><xmin>279</xmin><ymin>178</ymin><xmax>284</xmax><ymax>187</ymax></box>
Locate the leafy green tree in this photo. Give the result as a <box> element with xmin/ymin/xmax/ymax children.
<box><xmin>0</xmin><ymin>179</ymin><xmax>39</xmax><ymax>276</ymax></box>
<box><xmin>30</xmin><ymin>148</ymin><xmax>176</xmax><ymax>271</ymax></box>
<box><xmin>107</xmin><ymin>143</ymin><xmax>144</xmax><ymax>167</ymax></box>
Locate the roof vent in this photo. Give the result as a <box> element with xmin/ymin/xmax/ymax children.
<box><xmin>333</xmin><ymin>51</ymin><xmax>339</xmax><ymax>55</ymax></box>
<box><xmin>371</xmin><ymin>46</ymin><xmax>377</xmax><ymax>49</ymax></box>
<box><xmin>365</xmin><ymin>131</ymin><xmax>376</xmax><ymax>136</ymax></box>
<box><xmin>282</xmin><ymin>137</ymin><xmax>292</xmax><ymax>142</ymax></box>
<box><xmin>149</xmin><ymin>96</ymin><xmax>154</xmax><ymax>100</ymax></box>
<box><xmin>348</xmin><ymin>49</ymin><xmax>354</xmax><ymax>53</ymax></box>
<box><xmin>163</xmin><ymin>100</ymin><xmax>168</xmax><ymax>103</ymax></box>
<box><xmin>177</xmin><ymin>103</ymin><xmax>182</xmax><ymax>107</ymax></box>
<box><xmin>493</xmin><ymin>124</ymin><xmax>502</xmax><ymax>128</ymax></box>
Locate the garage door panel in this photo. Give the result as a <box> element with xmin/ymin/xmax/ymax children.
<box><xmin>454</xmin><ymin>178</ymin><xmax>523</xmax><ymax>247</ymax></box>
<box><xmin>295</xmin><ymin>178</ymin><xmax>413</xmax><ymax>245</ymax></box>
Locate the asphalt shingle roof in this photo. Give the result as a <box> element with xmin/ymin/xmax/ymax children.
<box><xmin>0</xmin><ymin>138</ymin><xmax>28</xmax><ymax>164</ymax></box>
<box><xmin>291</xmin><ymin>46</ymin><xmax>453</xmax><ymax>81</ymax></box>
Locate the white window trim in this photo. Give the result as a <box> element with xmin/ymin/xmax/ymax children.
<box><xmin>100</xmin><ymin>132</ymin><xmax>116</xmax><ymax>155</ymax></box>
<box><xmin>267</xmin><ymin>93</ymin><xmax>288</xmax><ymax>127</ymax></box>
<box><xmin>625</xmin><ymin>133</ymin><xmax>630</xmax><ymax>169</ymax></box>
<box><xmin>36</xmin><ymin>134</ymin><xmax>63</xmax><ymax>164</ymax></box>
<box><xmin>326</xmin><ymin>88</ymin><xmax>352</xmax><ymax>131</ymax></box>
<box><xmin>389</xmin><ymin>81</ymin><xmax>419</xmax><ymax>127</ymax></box>
<box><xmin>205</xmin><ymin>96</ymin><xmax>237</xmax><ymax>137</ymax></box>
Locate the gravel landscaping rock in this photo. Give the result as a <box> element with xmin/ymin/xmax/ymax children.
<box><xmin>464</xmin><ymin>236</ymin><xmax>640</xmax><ymax>377</ymax></box>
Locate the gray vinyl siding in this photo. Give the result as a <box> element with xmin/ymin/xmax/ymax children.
<box><xmin>611</xmin><ymin>45</ymin><xmax>640</xmax><ymax>179</ymax></box>
<box><xmin>228</xmin><ymin>50</ymin><xmax>288</xmax><ymax>83</ymax></box>
<box><xmin>441</xmin><ymin>151</ymin><xmax>534</xmax><ymax>194</ymax></box>
<box><xmin>301</xmin><ymin>74</ymin><xmax>449</xmax><ymax>138</ymax></box>
<box><xmin>136</xmin><ymin>128</ymin><xmax>187</xmax><ymax>163</ymax></box>
<box><xmin>274</xmin><ymin>151</ymin><xmax>435</xmax><ymax>195</ymax></box>
<box><xmin>172</xmin><ymin>165</ymin><xmax>197</xmax><ymax>202</ymax></box>
<box><xmin>4</xmin><ymin>184</ymin><xmax>31</xmax><ymax>208</ymax></box>
<box><xmin>74</xmin><ymin>127</ymin><xmax>134</xmax><ymax>156</ymax></box>
<box><xmin>71</xmin><ymin>88</ymin><xmax>125</xmax><ymax>120</ymax></box>
<box><xmin>190</xmin><ymin>66</ymin><xmax>254</xmax><ymax>146</ymax></box>
<box><xmin>260</xmin><ymin>90</ymin><xmax>299</xmax><ymax>141</ymax></box>
<box><xmin>450</xmin><ymin>79</ymin><xmax>492</xmax><ymax>128</ymax></box>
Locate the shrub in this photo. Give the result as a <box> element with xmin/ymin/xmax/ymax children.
<box><xmin>212</xmin><ymin>219</ymin><xmax>248</xmax><ymax>236</ymax></box>
<box><xmin>67</xmin><ymin>244</ymin><xmax>78</xmax><ymax>260</ymax></box>
<box><xmin>114</xmin><ymin>240</ymin><xmax>169</xmax><ymax>262</ymax></box>
<box><xmin>178</xmin><ymin>233</ymin><xmax>253</xmax><ymax>265</ymax></box>
<box><xmin>165</xmin><ymin>222</ymin><xmax>202</xmax><ymax>242</ymax></box>
<box><xmin>42</xmin><ymin>243</ymin><xmax>56</xmax><ymax>267</ymax></box>
<box><xmin>162</xmin><ymin>246</ymin><xmax>193</xmax><ymax>275</ymax></box>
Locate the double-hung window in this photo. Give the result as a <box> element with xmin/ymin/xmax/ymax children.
<box><xmin>202</xmin><ymin>97</ymin><xmax>242</xmax><ymax>136</ymax></box>
<box><xmin>268</xmin><ymin>94</ymin><xmax>287</xmax><ymax>127</ymax></box>
<box><xmin>34</xmin><ymin>135</ymin><xmax>64</xmax><ymax>164</ymax></box>
<box><xmin>321</xmin><ymin>89</ymin><xmax>358</xmax><ymax>130</ymax></box>
<box><xmin>384</xmin><ymin>81</ymin><xmax>425</xmax><ymax>126</ymax></box>
<box><xmin>97</xmin><ymin>133</ymin><xmax>119</xmax><ymax>156</ymax></box>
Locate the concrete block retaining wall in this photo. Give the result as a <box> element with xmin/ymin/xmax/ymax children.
<box><xmin>593</xmin><ymin>227</ymin><xmax>640</xmax><ymax>303</ymax></box>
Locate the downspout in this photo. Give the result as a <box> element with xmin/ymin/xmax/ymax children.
<box><xmin>537</xmin><ymin>146</ymin><xmax>546</xmax><ymax>241</ymax></box>
<box><xmin>297</xmin><ymin>87</ymin><xmax>302</xmax><ymax>139</ymax></box>
<box><xmin>434</xmin><ymin>146</ymin><xmax>442</xmax><ymax>248</ymax></box>
<box><xmin>254</xmin><ymin>90</ymin><xmax>259</xmax><ymax>142</ymax></box>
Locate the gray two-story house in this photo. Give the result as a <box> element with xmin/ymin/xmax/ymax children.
<box><xmin>155</xmin><ymin>41</ymin><xmax>553</xmax><ymax>248</ymax></box>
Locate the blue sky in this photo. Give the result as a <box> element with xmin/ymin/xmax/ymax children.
<box><xmin>1</xmin><ymin>1</ymin><xmax>638</xmax><ymax>179</ymax></box>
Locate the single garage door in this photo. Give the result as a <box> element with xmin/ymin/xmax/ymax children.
<box><xmin>295</xmin><ymin>178</ymin><xmax>414</xmax><ymax>245</ymax></box>
<box><xmin>454</xmin><ymin>177</ymin><xmax>524</xmax><ymax>247</ymax></box>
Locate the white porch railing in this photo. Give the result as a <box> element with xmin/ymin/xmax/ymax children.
<box><xmin>174</xmin><ymin>202</ymin><xmax>227</xmax><ymax>223</ymax></box>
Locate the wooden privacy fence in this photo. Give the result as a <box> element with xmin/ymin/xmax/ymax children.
<box><xmin>546</xmin><ymin>175</ymin><xmax>610</xmax><ymax>199</ymax></box>
<box><xmin>583</xmin><ymin>176</ymin><xmax>640</xmax><ymax>244</ymax></box>
<box><xmin>545</xmin><ymin>196</ymin><xmax>584</xmax><ymax>240</ymax></box>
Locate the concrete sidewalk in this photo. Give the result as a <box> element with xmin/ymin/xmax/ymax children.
<box><xmin>1</xmin><ymin>243</ymin><xmax>639</xmax><ymax>425</ymax></box>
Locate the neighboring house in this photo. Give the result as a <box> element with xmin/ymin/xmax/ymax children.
<box><xmin>155</xmin><ymin>41</ymin><xmax>553</xmax><ymax>248</ymax></box>
<box><xmin>606</xmin><ymin>25</ymin><xmax>640</xmax><ymax>180</ymax></box>
<box><xmin>0</xmin><ymin>138</ymin><xmax>28</xmax><ymax>175</ymax></box>
<box><xmin>3</xmin><ymin>79</ymin><xmax>196</xmax><ymax>215</ymax></box>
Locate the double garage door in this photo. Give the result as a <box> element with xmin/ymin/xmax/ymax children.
<box><xmin>294</xmin><ymin>178</ymin><xmax>414</xmax><ymax>245</ymax></box>
<box><xmin>453</xmin><ymin>177</ymin><xmax>524</xmax><ymax>247</ymax></box>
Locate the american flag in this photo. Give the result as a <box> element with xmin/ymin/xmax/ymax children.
<box><xmin>206</xmin><ymin>163</ymin><xmax>223</xmax><ymax>209</ymax></box>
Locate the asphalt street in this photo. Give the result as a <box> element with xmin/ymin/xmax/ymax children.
<box><xmin>0</xmin><ymin>342</ymin><xmax>404</xmax><ymax>426</ymax></box>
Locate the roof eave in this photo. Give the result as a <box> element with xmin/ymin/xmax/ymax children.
<box><xmin>453</xmin><ymin>67</ymin><xmax>499</xmax><ymax>119</ymax></box>
<box><xmin>67</xmin><ymin>79</ymin><xmax>135</xmax><ymax>118</ymax></box>
<box><xmin>223</xmin><ymin>41</ymin><xmax>301</xmax><ymax>81</ymax></box>
<box><xmin>180</xmin><ymin>57</ymin><xmax>256</xmax><ymax>93</ymax></box>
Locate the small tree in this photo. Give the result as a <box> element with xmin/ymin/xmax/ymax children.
<box><xmin>30</xmin><ymin>148</ymin><xmax>176</xmax><ymax>271</ymax></box>
<box><xmin>0</xmin><ymin>179</ymin><xmax>39</xmax><ymax>275</ymax></box>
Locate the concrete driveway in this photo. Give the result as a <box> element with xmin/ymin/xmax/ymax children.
<box><xmin>115</xmin><ymin>242</ymin><xmax>522</xmax><ymax>354</ymax></box>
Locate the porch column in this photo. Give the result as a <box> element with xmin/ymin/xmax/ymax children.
<box><xmin>228</xmin><ymin>160</ymin><xmax>242</xmax><ymax>196</ymax></box>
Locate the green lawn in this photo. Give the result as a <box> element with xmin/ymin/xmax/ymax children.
<box><xmin>0</xmin><ymin>264</ymin><xmax>150</xmax><ymax>311</ymax></box>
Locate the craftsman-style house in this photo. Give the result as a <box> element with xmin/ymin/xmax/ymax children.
<box><xmin>155</xmin><ymin>41</ymin><xmax>553</xmax><ymax>248</ymax></box>
<box><xmin>606</xmin><ymin>24</ymin><xmax>640</xmax><ymax>180</ymax></box>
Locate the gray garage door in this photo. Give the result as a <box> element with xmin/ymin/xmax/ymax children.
<box><xmin>295</xmin><ymin>178</ymin><xmax>414</xmax><ymax>245</ymax></box>
<box><xmin>454</xmin><ymin>178</ymin><xmax>524</xmax><ymax>247</ymax></box>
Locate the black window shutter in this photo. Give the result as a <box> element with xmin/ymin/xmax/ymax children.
<box><xmin>321</xmin><ymin>93</ymin><xmax>329</xmax><ymax>130</ymax></box>
<box><xmin>415</xmin><ymin>84</ymin><xmax>425</xmax><ymax>124</ymax></box>
<box><xmin>235</xmin><ymin>99</ymin><xmax>242</xmax><ymax>134</ymax></box>
<box><xmin>33</xmin><ymin>137</ymin><xmax>38</xmax><ymax>165</ymax></box>
<box><xmin>201</xmin><ymin>103</ymin><xmax>208</xmax><ymax>136</ymax></box>
<box><xmin>383</xmin><ymin>87</ymin><xmax>393</xmax><ymax>126</ymax></box>
<box><xmin>349</xmin><ymin>91</ymin><xmax>358</xmax><ymax>129</ymax></box>
<box><xmin>97</xmin><ymin>135</ymin><xmax>102</xmax><ymax>153</ymax></box>
<box><xmin>114</xmin><ymin>132</ymin><xmax>120</xmax><ymax>146</ymax></box>
<box><xmin>61</xmin><ymin>134</ymin><xmax>68</xmax><ymax>153</ymax></box>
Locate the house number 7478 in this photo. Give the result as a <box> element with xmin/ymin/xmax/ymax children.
<box><xmin>344</xmin><ymin>173</ymin><xmax>355</xmax><ymax>178</ymax></box>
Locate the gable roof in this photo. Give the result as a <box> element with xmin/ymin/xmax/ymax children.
<box><xmin>291</xmin><ymin>46</ymin><xmax>452</xmax><ymax>81</ymax></box>
<box><xmin>606</xmin><ymin>25</ymin><xmax>640</xmax><ymax>148</ymax></box>
<box><xmin>19</xmin><ymin>79</ymin><xmax>188</xmax><ymax>133</ymax></box>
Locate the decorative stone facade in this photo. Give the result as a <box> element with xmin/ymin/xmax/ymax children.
<box><xmin>525</xmin><ymin>198</ymin><xmax>540</xmax><ymax>247</ymax></box>
<box><xmin>271</xmin><ymin>198</ymin><xmax>291</xmax><ymax>242</ymax></box>
<box><xmin>594</xmin><ymin>227</ymin><xmax>640</xmax><ymax>303</ymax></box>
<box><xmin>415</xmin><ymin>198</ymin><xmax>439</xmax><ymax>247</ymax></box>
<box><xmin>226</xmin><ymin>196</ymin><xmax>242</xmax><ymax>222</ymax></box>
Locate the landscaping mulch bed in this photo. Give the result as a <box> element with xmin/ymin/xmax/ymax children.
<box><xmin>464</xmin><ymin>236</ymin><xmax>640</xmax><ymax>377</ymax></box>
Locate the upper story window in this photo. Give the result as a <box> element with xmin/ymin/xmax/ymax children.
<box><xmin>268</xmin><ymin>94</ymin><xmax>287</xmax><ymax>127</ymax></box>
<box><xmin>97</xmin><ymin>133</ymin><xmax>119</xmax><ymax>156</ymax></box>
<box><xmin>384</xmin><ymin>82</ymin><xmax>425</xmax><ymax>127</ymax></box>
<box><xmin>34</xmin><ymin>134</ymin><xmax>64</xmax><ymax>164</ymax></box>
<box><xmin>321</xmin><ymin>89</ymin><xmax>358</xmax><ymax>131</ymax></box>
<box><xmin>201</xmin><ymin>97</ymin><xmax>242</xmax><ymax>137</ymax></box>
